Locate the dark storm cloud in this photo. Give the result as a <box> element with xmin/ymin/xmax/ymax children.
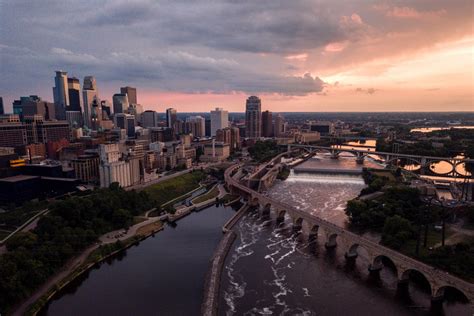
<box><xmin>0</xmin><ymin>0</ymin><xmax>472</xmax><ymax>103</ymax></box>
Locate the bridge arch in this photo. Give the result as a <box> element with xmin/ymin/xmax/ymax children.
<box><xmin>345</xmin><ymin>243</ymin><xmax>372</xmax><ymax>261</ymax></box>
<box><xmin>426</xmin><ymin>159</ymin><xmax>455</xmax><ymax>175</ymax></box>
<box><xmin>434</xmin><ymin>286</ymin><xmax>470</xmax><ymax>303</ymax></box>
<box><xmin>372</xmin><ymin>255</ymin><xmax>398</xmax><ymax>275</ymax></box>
<box><xmin>400</xmin><ymin>268</ymin><xmax>432</xmax><ymax>295</ymax></box>
<box><xmin>386</xmin><ymin>157</ymin><xmax>422</xmax><ymax>167</ymax></box>
<box><xmin>276</xmin><ymin>209</ymin><xmax>286</xmax><ymax>222</ymax></box>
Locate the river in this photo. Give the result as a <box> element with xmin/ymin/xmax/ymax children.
<box><xmin>219</xmin><ymin>155</ymin><xmax>470</xmax><ymax>315</ymax></box>
<box><xmin>40</xmin><ymin>204</ymin><xmax>236</xmax><ymax>316</ymax></box>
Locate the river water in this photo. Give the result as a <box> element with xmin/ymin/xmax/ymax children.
<box><xmin>219</xmin><ymin>156</ymin><xmax>470</xmax><ymax>315</ymax></box>
<box><xmin>40</xmin><ymin>204</ymin><xmax>236</xmax><ymax>316</ymax></box>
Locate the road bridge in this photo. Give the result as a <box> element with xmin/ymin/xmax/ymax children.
<box><xmin>225</xmin><ymin>163</ymin><xmax>474</xmax><ymax>309</ymax></box>
<box><xmin>286</xmin><ymin>144</ymin><xmax>473</xmax><ymax>178</ymax></box>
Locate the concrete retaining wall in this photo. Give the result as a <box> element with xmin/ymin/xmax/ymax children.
<box><xmin>222</xmin><ymin>203</ymin><xmax>249</xmax><ymax>233</ymax></box>
<box><xmin>201</xmin><ymin>231</ymin><xmax>236</xmax><ymax>316</ymax></box>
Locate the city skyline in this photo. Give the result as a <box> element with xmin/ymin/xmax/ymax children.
<box><xmin>1</xmin><ymin>1</ymin><xmax>473</xmax><ymax>113</ymax></box>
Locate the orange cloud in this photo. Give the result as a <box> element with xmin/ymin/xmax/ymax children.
<box><xmin>386</xmin><ymin>6</ymin><xmax>447</xmax><ymax>19</ymax></box>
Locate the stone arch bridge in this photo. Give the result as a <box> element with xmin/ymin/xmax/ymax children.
<box><xmin>225</xmin><ymin>164</ymin><xmax>474</xmax><ymax>308</ymax></box>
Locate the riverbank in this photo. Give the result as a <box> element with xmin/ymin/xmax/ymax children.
<box><xmin>16</xmin><ymin>218</ymin><xmax>165</xmax><ymax>316</ymax></box>
<box><xmin>18</xmin><ymin>183</ymin><xmax>230</xmax><ymax>315</ymax></box>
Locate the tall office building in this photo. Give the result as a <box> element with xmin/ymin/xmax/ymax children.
<box><xmin>141</xmin><ymin>110</ymin><xmax>159</xmax><ymax>128</ymax></box>
<box><xmin>67</xmin><ymin>77</ymin><xmax>82</xmax><ymax>112</ymax></box>
<box><xmin>185</xmin><ymin>116</ymin><xmax>205</xmax><ymax>137</ymax></box>
<box><xmin>210</xmin><ymin>107</ymin><xmax>228</xmax><ymax>137</ymax></box>
<box><xmin>274</xmin><ymin>114</ymin><xmax>285</xmax><ymax>137</ymax></box>
<box><xmin>53</xmin><ymin>71</ymin><xmax>69</xmax><ymax>120</ymax></box>
<box><xmin>114</xmin><ymin>113</ymin><xmax>135</xmax><ymax>138</ymax></box>
<box><xmin>166</xmin><ymin>108</ymin><xmax>177</xmax><ymax>129</ymax></box>
<box><xmin>262</xmin><ymin>110</ymin><xmax>273</xmax><ymax>137</ymax></box>
<box><xmin>245</xmin><ymin>96</ymin><xmax>262</xmax><ymax>139</ymax></box>
<box><xmin>120</xmin><ymin>86</ymin><xmax>137</xmax><ymax>105</ymax></box>
<box><xmin>83</xmin><ymin>76</ymin><xmax>99</xmax><ymax>128</ymax></box>
<box><xmin>113</xmin><ymin>93</ymin><xmax>129</xmax><ymax>114</ymax></box>
<box><xmin>0</xmin><ymin>97</ymin><xmax>4</xmax><ymax>115</ymax></box>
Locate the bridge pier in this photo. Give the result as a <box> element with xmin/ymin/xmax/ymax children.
<box><xmin>261</xmin><ymin>203</ymin><xmax>271</xmax><ymax>217</ymax></box>
<box><xmin>325</xmin><ymin>234</ymin><xmax>338</xmax><ymax>249</ymax></box>
<box><xmin>330</xmin><ymin>151</ymin><xmax>339</xmax><ymax>160</ymax></box>
<box><xmin>368</xmin><ymin>262</ymin><xmax>383</xmax><ymax>277</ymax></box>
<box><xmin>396</xmin><ymin>279</ymin><xmax>409</xmax><ymax>294</ymax></box>
<box><xmin>344</xmin><ymin>251</ymin><xmax>358</xmax><ymax>260</ymax></box>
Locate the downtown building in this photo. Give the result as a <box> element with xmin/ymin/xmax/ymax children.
<box><xmin>113</xmin><ymin>93</ymin><xmax>129</xmax><ymax>114</ymax></box>
<box><xmin>83</xmin><ymin>76</ymin><xmax>100</xmax><ymax>129</ymax></box>
<box><xmin>53</xmin><ymin>70</ymin><xmax>69</xmax><ymax>120</ymax></box>
<box><xmin>141</xmin><ymin>110</ymin><xmax>160</xmax><ymax>128</ymax></box>
<box><xmin>262</xmin><ymin>110</ymin><xmax>273</xmax><ymax>137</ymax></box>
<box><xmin>210</xmin><ymin>107</ymin><xmax>229</xmax><ymax>136</ymax></box>
<box><xmin>13</xmin><ymin>95</ymin><xmax>55</xmax><ymax>121</ymax></box>
<box><xmin>185</xmin><ymin>115</ymin><xmax>206</xmax><ymax>137</ymax></box>
<box><xmin>216</xmin><ymin>127</ymin><xmax>240</xmax><ymax>152</ymax></box>
<box><xmin>166</xmin><ymin>108</ymin><xmax>177</xmax><ymax>129</ymax></box>
<box><xmin>245</xmin><ymin>96</ymin><xmax>262</xmax><ymax>139</ymax></box>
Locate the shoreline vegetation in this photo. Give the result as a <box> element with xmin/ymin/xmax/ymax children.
<box><xmin>0</xmin><ymin>169</ymin><xmax>224</xmax><ymax>315</ymax></box>
<box><xmin>26</xmin><ymin>220</ymin><xmax>164</xmax><ymax>316</ymax></box>
<box><xmin>346</xmin><ymin>168</ymin><xmax>474</xmax><ymax>283</ymax></box>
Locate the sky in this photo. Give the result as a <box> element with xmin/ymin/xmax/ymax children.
<box><xmin>0</xmin><ymin>0</ymin><xmax>473</xmax><ymax>113</ymax></box>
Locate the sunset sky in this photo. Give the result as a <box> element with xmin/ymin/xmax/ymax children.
<box><xmin>0</xmin><ymin>0</ymin><xmax>473</xmax><ymax>113</ymax></box>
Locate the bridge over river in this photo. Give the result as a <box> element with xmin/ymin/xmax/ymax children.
<box><xmin>286</xmin><ymin>144</ymin><xmax>473</xmax><ymax>179</ymax></box>
<box><xmin>225</xmin><ymin>162</ymin><xmax>474</xmax><ymax>309</ymax></box>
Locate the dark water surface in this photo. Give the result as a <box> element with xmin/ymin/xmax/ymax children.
<box><xmin>41</xmin><ymin>204</ymin><xmax>236</xmax><ymax>316</ymax></box>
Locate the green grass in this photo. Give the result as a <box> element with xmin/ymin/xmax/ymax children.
<box><xmin>132</xmin><ymin>216</ymin><xmax>147</xmax><ymax>225</ymax></box>
<box><xmin>400</xmin><ymin>227</ymin><xmax>454</xmax><ymax>257</ymax></box>
<box><xmin>192</xmin><ymin>186</ymin><xmax>219</xmax><ymax>204</ymax></box>
<box><xmin>221</xmin><ymin>194</ymin><xmax>240</xmax><ymax>204</ymax></box>
<box><xmin>144</xmin><ymin>171</ymin><xmax>205</xmax><ymax>206</ymax></box>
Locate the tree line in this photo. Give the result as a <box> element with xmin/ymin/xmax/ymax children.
<box><xmin>0</xmin><ymin>183</ymin><xmax>154</xmax><ymax>314</ymax></box>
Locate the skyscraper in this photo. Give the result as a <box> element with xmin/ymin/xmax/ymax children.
<box><xmin>166</xmin><ymin>108</ymin><xmax>177</xmax><ymax>129</ymax></box>
<box><xmin>83</xmin><ymin>76</ymin><xmax>99</xmax><ymax>128</ymax></box>
<box><xmin>67</xmin><ymin>77</ymin><xmax>82</xmax><ymax>112</ymax></box>
<box><xmin>210</xmin><ymin>107</ymin><xmax>228</xmax><ymax>136</ymax></box>
<box><xmin>262</xmin><ymin>110</ymin><xmax>273</xmax><ymax>137</ymax></box>
<box><xmin>245</xmin><ymin>96</ymin><xmax>261</xmax><ymax>139</ymax></box>
<box><xmin>141</xmin><ymin>110</ymin><xmax>159</xmax><ymax>128</ymax></box>
<box><xmin>0</xmin><ymin>97</ymin><xmax>4</xmax><ymax>115</ymax></box>
<box><xmin>120</xmin><ymin>86</ymin><xmax>137</xmax><ymax>105</ymax></box>
<box><xmin>185</xmin><ymin>116</ymin><xmax>206</xmax><ymax>137</ymax></box>
<box><xmin>113</xmin><ymin>94</ymin><xmax>129</xmax><ymax>114</ymax></box>
<box><xmin>53</xmin><ymin>71</ymin><xmax>69</xmax><ymax>120</ymax></box>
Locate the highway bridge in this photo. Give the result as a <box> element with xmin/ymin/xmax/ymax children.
<box><xmin>287</xmin><ymin>144</ymin><xmax>473</xmax><ymax>178</ymax></box>
<box><xmin>224</xmin><ymin>162</ymin><xmax>474</xmax><ymax>309</ymax></box>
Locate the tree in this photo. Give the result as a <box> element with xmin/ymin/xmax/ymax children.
<box><xmin>5</xmin><ymin>232</ymin><xmax>38</xmax><ymax>251</ymax></box>
<box><xmin>382</xmin><ymin>215</ymin><xmax>414</xmax><ymax>250</ymax></box>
